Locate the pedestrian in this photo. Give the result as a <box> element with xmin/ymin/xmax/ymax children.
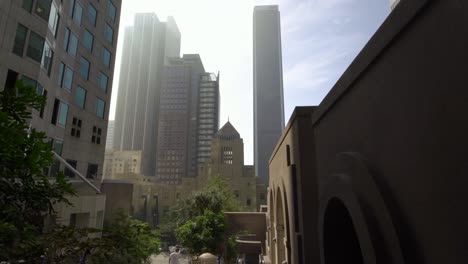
<box><xmin>169</xmin><ymin>247</ymin><xmax>181</xmax><ymax>264</ymax></box>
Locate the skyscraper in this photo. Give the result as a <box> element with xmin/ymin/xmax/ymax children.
<box><xmin>105</xmin><ymin>120</ymin><xmax>114</xmax><ymax>149</ymax></box>
<box><xmin>390</xmin><ymin>0</ymin><xmax>400</xmax><ymax>10</ymax></box>
<box><xmin>0</xmin><ymin>0</ymin><xmax>121</xmax><ymax>227</ymax></box>
<box><xmin>1</xmin><ymin>0</ymin><xmax>120</xmax><ymax>180</ymax></box>
<box><xmin>156</xmin><ymin>54</ymin><xmax>209</xmax><ymax>184</ymax></box>
<box><xmin>112</xmin><ymin>13</ymin><xmax>181</xmax><ymax>176</ymax></box>
<box><xmin>253</xmin><ymin>5</ymin><xmax>285</xmax><ymax>184</ymax></box>
<box><xmin>196</xmin><ymin>72</ymin><xmax>220</xmax><ymax>169</ymax></box>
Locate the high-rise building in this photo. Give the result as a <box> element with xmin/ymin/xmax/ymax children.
<box><xmin>253</xmin><ymin>5</ymin><xmax>285</xmax><ymax>184</ymax></box>
<box><xmin>390</xmin><ymin>0</ymin><xmax>400</xmax><ymax>10</ymax></box>
<box><xmin>106</xmin><ymin>120</ymin><xmax>114</xmax><ymax>149</ymax></box>
<box><xmin>196</xmin><ymin>72</ymin><xmax>220</xmax><ymax>169</ymax></box>
<box><xmin>113</xmin><ymin>13</ymin><xmax>181</xmax><ymax>176</ymax></box>
<box><xmin>0</xmin><ymin>0</ymin><xmax>121</xmax><ymax>227</ymax></box>
<box><xmin>156</xmin><ymin>54</ymin><xmax>207</xmax><ymax>184</ymax></box>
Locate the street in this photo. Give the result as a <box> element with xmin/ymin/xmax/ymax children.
<box><xmin>151</xmin><ymin>253</ymin><xmax>191</xmax><ymax>264</ymax></box>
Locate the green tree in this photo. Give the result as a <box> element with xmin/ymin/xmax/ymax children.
<box><xmin>169</xmin><ymin>176</ymin><xmax>240</xmax><ymax>261</ymax></box>
<box><xmin>89</xmin><ymin>211</ymin><xmax>160</xmax><ymax>264</ymax></box>
<box><xmin>0</xmin><ymin>81</ymin><xmax>75</xmax><ymax>262</ymax></box>
<box><xmin>176</xmin><ymin>210</ymin><xmax>226</xmax><ymax>258</ymax></box>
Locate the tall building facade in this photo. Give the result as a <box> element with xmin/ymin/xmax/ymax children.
<box><xmin>105</xmin><ymin>120</ymin><xmax>114</xmax><ymax>149</ymax></box>
<box><xmin>253</xmin><ymin>5</ymin><xmax>285</xmax><ymax>184</ymax></box>
<box><xmin>196</xmin><ymin>72</ymin><xmax>220</xmax><ymax>169</ymax></box>
<box><xmin>112</xmin><ymin>13</ymin><xmax>181</xmax><ymax>176</ymax></box>
<box><xmin>156</xmin><ymin>54</ymin><xmax>211</xmax><ymax>184</ymax></box>
<box><xmin>0</xmin><ymin>0</ymin><xmax>120</xmax><ymax>180</ymax></box>
<box><xmin>0</xmin><ymin>0</ymin><xmax>121</xmax><ymax>227</ymax></box>
<box><xmin>390</xmin><ymin>0</ymin><xmax>400</xmax><ymax>10</ymax></box>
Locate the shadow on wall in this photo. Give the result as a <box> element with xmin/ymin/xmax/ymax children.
<box><xmin>266</xmin><ymin>1</ymin><xmax>468</xmax><ymax>264</ymax></box>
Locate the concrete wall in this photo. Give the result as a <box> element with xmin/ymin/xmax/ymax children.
<box><xmin>266</xmin><ymin>1</ymin><xmax>468</xmax><ymax>264</ymax></box>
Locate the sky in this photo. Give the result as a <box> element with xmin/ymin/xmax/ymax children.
<box><xmin>109</xmin><ymin>0</ymin><xmax>390</xmax><ymax>165</ymax></box>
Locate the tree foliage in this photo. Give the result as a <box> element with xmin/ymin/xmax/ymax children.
<box><xmin>0</xmin><ymin>81</ymin><xmax>75</xmax><ymax>262</ymax></box>
<box><xmin>88</xmin><ymin>211</ymin><xmax>160</xmax><ymax>264</ymax></box>
<box><xmin>176</xmin><ymin>210</ymin><xmax>226</xmax><ymax>256</ymax></box>
<box><xmin>170</xmin><ymin>176</ymin><xmax>240</xmax><ymax>260</ymax></box>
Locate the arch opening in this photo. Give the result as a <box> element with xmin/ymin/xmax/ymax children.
<box><xmin>323</xmin><ymin>197</ymin><xmax>364</xmax><ymax>264</ymax></box>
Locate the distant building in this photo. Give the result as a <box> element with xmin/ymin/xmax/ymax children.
<box><xmin>103</xmin><ymin>150</ymin><xmax>142</xmax><ymax>179</ymax></box>
<box><xmin>106</xmin><ymin>120</ymin><xmax>114</xmax><ymax>149</ymax></box>
<box><xmin>113</xmin><ymin>13</ymin><xmax>181</xmax><ymax>176</ymax></box>
<box><xmin>156</xmin><ymin>54</ymin><xmax>219</xmax><ymax>184</ymax></box>
<box><xmin>199</xmin><ymin>121</ymin><xmax>257</xmax><ymax>211</ymax></box>
<box><xmin>390</xmin><ymin>0</ymin><xmax>400</xmax><ymax>10</ymax></box>
<box><xmin>196</xmin><ymin>72</ymin><xmax>220</xmax><ymax>169</ymax></box>
<box><xmin>253</xmin><ymin>5</ymin><xmax>285</xmax><ymax>185</ymax></box>
<box><xmin>0</xmin><ymin>0</ymin><xmax>121</xmax><ymax>229</ymax></box>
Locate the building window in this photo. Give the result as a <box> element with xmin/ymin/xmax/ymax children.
<box><xmin>79</xmin><ymin>57</ymin><xmax>90</xmax><ymax>80</ymax></box>
<box><xmin>234</xmin><ymin>190</ymin><xmax>239</xmax><ymax>198</ymax></box>
<box><xmin>101</xmin><ymin>47</ymin><xmax>111</xmax><ymax>68</ymax></box>
<box><xmin>63</xmin><ymin>65</ymin><xmax>73</xmax><ymax>91</ymax></box>
<box><xmin>104</xmin><ymin>23</ymin><xmax>113</xmax><ymax>44</ymax></box>
<box><xmin>68</xmin><ymin>0</ymin><xmax>75</xmax><ymax>17</ymax></box>
<box><xmin>64</xmin><ymin>28</ymin><xmax>78</xmax><ymax>56</ymax></box>
<box><xmin>35</xmin><ymin>0</ymin><xmax>52</xmax><ymax>21</ymax></box>
<box><xmin>91</xmin><ymin>126</ymin><xmax>101</xmax><ymax>144</ymax></box>
<box><xmin>26</xmin><ymin>31</ymin><xmax>45</xmax><ymax>62</ymax></box>
<box><xmin>107</xmin><ymin>0</ymin><xmax>116</xmax><ymax>22</ymax></box>
<box><xmin>83</xmin><ymin>29</ymin><xmax>94</xmax><ymax>52</ymax></box>
<box><xmin>51</xmin><ymin>99</ymin><xmax>69</xmax><ymax>126</ymax></box>
<box><xmin>95</xmin><ymin>98</ymin><xmax>105</xmax><ymax>119</ymax></box>
<box><xmin>4</xmin><ymin>70</ymin><xmax>18</xmax><ymax>90</ymax></box>
<box><xmin>88</xmin><ymin>4</ymin><xmax>97</xmax><ymax>26</ymax></box>
<box><xmin>57</xmin><ymin>62</ymin><xmax>64</xmax><ymax>86</ymax></box>
<box><xmin>86</xmin><ymin>163</ymin><xmax>98</xmax><ymax>179</ymax></box>
<box><xmin>71</xmin><ymin>117</ymin><xmax>82</xmax><ymax>138</ymax></box>
<box><xmin>75</xmin><ymin>86</ymin><xmax>86</xmax><ymax>109</ymax></box>
<box><xmin>22</xmin><ymin>0</ymin><xmax>33</xmax><ymax>12</ymax></box>
<box><xmin>73</xmin><ymin>1</ymin><xmax>83</xmax><ymax>25</ymax></box>
<box><xmin>246</xmin><ymin>199</ymin><xmax>251</xmax><ymax>206</ymax></box>
<box><xmin>53</xmin><ymin>139</ymin><xmax>63</xmax><ymax>156</ymax></box>
<box><xmin>13</xmin><ymin>24</ymin><xmax>28</xmax><ymax>56</ymax></box>
<box><xmin>41</xmin><ymin>41</ymin><xmax>53</xmax><ymax>76</ymax></box>
<box><xmin>64</xmin><ymin>159</ymin><xmax>77</xmax><ymax>177</ymax></box>
<box><xmin>48</xmin><ymin>2</ymin><xmax>59</xmax><ymax>36</ymax></box>
<box><xmin>98</xmin><ymin>72</ymin><xmax>108</xmax><ymax>93</ymax></box>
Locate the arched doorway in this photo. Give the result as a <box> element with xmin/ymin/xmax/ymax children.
<box><xmin>323</xmin><ymin>197</ymin><xmax>364</xmax><ymax>264</ymax></box>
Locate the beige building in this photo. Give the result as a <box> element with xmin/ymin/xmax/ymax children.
<box><xmin>103</xmin><ymin>150</ymin><xmax>142</xmax><ymax>178</ymax></box>
<box><xmin>198</xmin><ymin>121</ymin><xmax>257</xmax><ymax>211</ymax></box>
<box><xmin>0</xmin><ymin>0</ymin><xmax>121</xmax><ymax>229</ymax></box>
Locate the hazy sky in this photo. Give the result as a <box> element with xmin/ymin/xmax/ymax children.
<box><xmin>109</xmin><ymin>0</ymin><xmax>390</xmax><ymax>165</ymax></box>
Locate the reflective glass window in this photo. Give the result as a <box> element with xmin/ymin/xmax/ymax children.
<box><xmin>48</xmin><ymin>2</ymin><xmax>59</xmax><ymax>36</ymax></box>
<box><xmin>107</xmin><ymin>0</ymin><xmax>116</xmax><ymax>22</ymax></box>
<box><xmin>26</xmin><ymin>31</ymin><xmax>45</xmax><ymax>62</ymax></box>
<box><xmin>41</xmin><ymin>41</ymin><xmax>54</xmax><ymax>76</ymax></box>
<box><xmin>95</xmin><ymin>98</ymin><xmax>105</xmax><ymax>118</ymax></box>
<box><xmin>13</xmin><ymin>24</ymin><xmax>28</xmax><ymax>56</ymax></box>
<box><xmin>88</xmin><ymin>4</ymin><xmax>97</xmax><ymax>26</ymax></box>
<box><xmin>101</xmin><ymin>47</ymin><xmax>111</xmax><ymax>68</ymax></box>
<box><xmin>35</xmin><ymin>0</ymin><xmax>52</xmax><ymax>21</ymax></box>
<box><xmin>104</xmin><ymin>23</ymin><xmax>113</xmax><ymax>44</ymax></box>
<box><xmin>63</xmin><ymin>66</ymin><xmax>73</xmax><ymax>91</ymax></box>
<box><xmin>79</xmin><ymin>57</ymin><xmax>90</xmax><ymax>80</ymax></box>
<box><xmin>98</xmin><ymin>72</ymin><xmax>108</xmax><ymax>93</ymax></box>
<box><xmin>75</xmin><ymin>86</ymin><xmax>87</xmax><ymax>109</ymax></box>
<box><xmin>83</xmin><ymin>29</ymin><xmax>94</xmax><ymax>52</ymax></box>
